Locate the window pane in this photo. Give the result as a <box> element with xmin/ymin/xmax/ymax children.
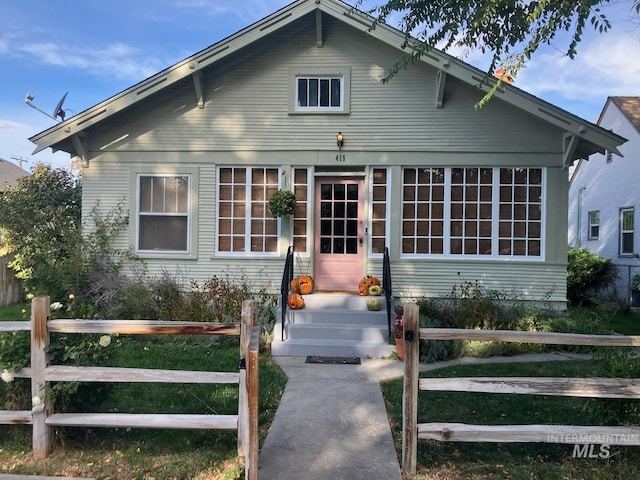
<box><xmin>319</xmin><ymin>79</ymin><xmax>329</xmax><ymax>106</ymax></box>
<box><xmin>308</xmin><ymin>79</ymin><xmax>318</xmax><ymax>106</ymax></box>
<box><xmin>331</xmin><ymin>78</ymin><xmax>341</xmax><ymax>107</ymax></box>
<box><xmin>139</xmin><ymin>216</ymin><xmax>187</xmax><ymax>251</ymax></box>
<box><xmin>297</xmin><ymin>78</ymin><xmax>308</xmax><ymax>107</ymax></box>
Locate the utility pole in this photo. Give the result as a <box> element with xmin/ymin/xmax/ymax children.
<box><xmin>10</xmin><ymin>156</ymin><xmax>29</xmax><ymax>169</ymax></box>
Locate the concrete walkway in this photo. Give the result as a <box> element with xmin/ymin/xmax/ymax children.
<box><xmin>258</xmin><ymin>352</ymin><xmax>590</xmax><ymax>480</ymax></box>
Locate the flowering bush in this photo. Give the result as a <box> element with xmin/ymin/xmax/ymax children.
<box><xmin>268</xmin><ymin>190</ymin><xmax>296</xmax><ymax>217</ymax></box>
<box><xmin>394</xmin><ymin>314</ymin><xmax>404</xmax><ymax>339</ymax></box>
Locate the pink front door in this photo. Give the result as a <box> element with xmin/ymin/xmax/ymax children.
<box><xmin>313</xmin><ymin>177</ymin><xmax>364</xmax><ymax>291</ymax></box>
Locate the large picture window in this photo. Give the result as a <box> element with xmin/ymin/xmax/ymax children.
<box><xmin>217</xmin><ymin>167</ymin><xmax>279</xmax><ymax>254</ymax></box>
<box><xmin>401</xmin><ymin>167</ymin><xmax>544</xmax><ymax>258</ymax></box>
<box><xmin>137</xmin><ymin>174</ymin><xmax>190</xmax><ymax>253</ymax></box>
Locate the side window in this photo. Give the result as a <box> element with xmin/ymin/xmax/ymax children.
<box><xmin>370</xmin><ymin>168</ymin><xmax>390</xmax><ymax>254</ymax></box>
<box><xmin>289</xmin><ymin>67</ymin><xmax>351</xmax><ymax>114</ymax></box>
<box><xmin>620</xmin><ymin>208</ymin><xmax>635</xmax><ymax>256</ymax></box>
<box><xmin>137</xmin><ymin>174</ymin><xmax>190</xmax><ymax>253</ymax></box>
<box><xmin>588</xmin><ymin>211</ymin><xmax>600</xmax><ymax>240</ymax></box>
<box><xmin>293</xmin><ymin>168</ymin><xmax>311</xmax><ymax>254</ymax></box>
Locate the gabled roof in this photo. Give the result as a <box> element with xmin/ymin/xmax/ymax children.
<box><xmin>0</xmin><ymin>158</ymin><xmax>28</xmax><ymax>192</ymax></box>
<box><xmin>29</xmin><ymin>0</ymin><xmax>626</xmax><ymax>164</ymax></box>
<box><xmin>609</xmin><ymin>96</ymin><xmax>640</xmax><ymax>133</ymax></box>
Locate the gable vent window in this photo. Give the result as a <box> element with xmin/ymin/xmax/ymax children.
<box><xmin>289</xmin><ymin>67</ymin><xmax>350</xmax><ymax>114</ymax></box>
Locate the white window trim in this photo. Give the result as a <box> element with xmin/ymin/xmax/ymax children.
<box><xmin>215</xmin><ymin>166</ymin><xmax>282</xmax><ymax>258</ymax></box>
<box><xmin>131</xmin><ymin>167</ymin><xmax>199</xmax><ymax>259</ymax></box>
<box><xmin>399</xmin><ymin>167</ymin><xmax>546</xmax><ymax>261</ymax></box>
<box><xmin>288</xmin><ymin>67</ymin><xmax>351</xmax><ymax>114</ymax></box>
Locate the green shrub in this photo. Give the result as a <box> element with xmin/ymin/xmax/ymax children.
<box><xmin>567</xmin><ymin>247</ymin><xmax>617</xmax><ymax>306</ymax></box>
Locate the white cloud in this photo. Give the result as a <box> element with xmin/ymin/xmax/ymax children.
<box><xmin>14</xmin><ymin>41</ymin><xmax>163</xmax><ymax>82</ymax></box>
<box><xmin>519</xmin><ymin>32</ymin><xmax>640</xmax><ymax>101</ymax></box>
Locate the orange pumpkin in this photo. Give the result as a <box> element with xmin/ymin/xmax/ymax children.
<box><xmin>297</xmin><ymin>275</ymin><xmax>314</xmax><ymax>294</ymax></box>
<box><xmin>287</xmin><ymin>293</ymin><xmax>304</xmax><ymax>309</ymax></box>
<box><xmin>291</xmin><ymin>275</ymin><xmax>314</xmax><ymax>294</ymax></box>
<box><xmin>358</xmin><ymin>275</ymin><xmax>381</xmax><ymax>296</ymax></box>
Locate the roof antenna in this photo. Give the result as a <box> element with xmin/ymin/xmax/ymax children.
<box><xmin>24</xmin><ymin>92</ymin><xmax>68</xmax><ymax>122</ymax></box>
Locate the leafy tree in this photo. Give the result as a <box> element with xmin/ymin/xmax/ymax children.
<box><xmin>0</xmin><ymin>163</ymin><xmax>82</xmax><ymax>300</ymax></box>
<box><xmin>357</xmin><ymin>0</ymin><xmax>639</xmax><ymax>106</ymax></box>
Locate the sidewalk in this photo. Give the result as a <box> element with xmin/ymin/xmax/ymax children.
<box><xmin>258</xmin><ymin>352</ymin><xmax>590</xmax><ymax>479</ymax></box>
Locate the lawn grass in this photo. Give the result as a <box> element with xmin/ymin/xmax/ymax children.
<box><xmin>0</xmin><ymin>330</ymin><xmax>287</xmax><ymax>479</ymax></box>
<box><xmin>382</xmin><ymin>360</ymin><xmax>640</xmax><ymax>480</ymax></box>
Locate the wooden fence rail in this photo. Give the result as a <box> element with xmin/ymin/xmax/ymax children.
<box><xmin>0</xmin><ymin>297</ymin><xmax>260</xmax><ymax>480</ymax></box>
<box><xmin>401</xmin><ymin>303</ymin><xmax>640</xmax><ymax>474</ymax></box>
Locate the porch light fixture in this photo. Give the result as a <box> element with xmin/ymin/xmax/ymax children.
<box><xmin>336</xmin><ymin>132</ymin><xmax>344</xmax><ymax>148</ymax></box>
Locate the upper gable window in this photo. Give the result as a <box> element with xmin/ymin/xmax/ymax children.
<box><xmin>289</xmin><ymin>67</ymin><xmax>350</xmax><ymax>114</ymax></box>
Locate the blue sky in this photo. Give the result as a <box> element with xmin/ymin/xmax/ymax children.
<box><xmin>1</xmin><ymin>0</ymin><xmax>639</xmax><ymax>171</ymax></box>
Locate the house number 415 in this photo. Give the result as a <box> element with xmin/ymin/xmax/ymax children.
<box><xmin>335</xmin><ymin>154</ymin><xmax>346</xmax><ymax>162</ymax></box>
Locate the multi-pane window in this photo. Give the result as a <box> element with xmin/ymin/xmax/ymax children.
<box><xmin>217</xmin><ymin>167</ymin><xmax>279</xmax><ymax>254</ymax></box>
<box><xmin>588</xmin><ymin>211</ymin><xmax>600</xmax><ymax>240</ymax></box>
<box><xmin>293</xmin><ymin>168</ymin><xmax>310</xmax><ymax>254</ymax></box>
<box><xmin>402</xmin><ymin>168</ymin><xmax>445</xmax><ymax>255</ymax></box>
<box><xmin>137</xmin><ymin>175</ymin><xmax>190</xmax><ymax>253</ymax></box>
<box><xmin>370</xmin><ymin>168</ymin><xmax>389</xmax><ymax>254</ymax></box>
<box><xmin>296</xmin><ymin>76</ymin><xmax>344</xmax><ymax>112</ymax></box>
<box><xmin>452</xmin><ymin>168</ymin><xmax>493</xmax><ymax>255</ymax></box>
<box><xmin>498</xmin><ymin>168</ymin><xmax>542</xmax><ymax>256</ymax></box>
<box><xmin>401</xmin><ymin>167</ymin><xmax>544</xmax><ymax>258</ymax></box>
<box><xmin>620</xmin><ymin>208</ymin><xmax>635</xmax><ymax>256</ymax></box>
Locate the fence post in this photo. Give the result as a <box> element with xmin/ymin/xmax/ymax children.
<box><xmin>238</xmin><ymin>299</ymin><xmax>257</xmax><ymax>478</ymax></box>
<box><xmin>402</xmin><ymin>302</ymin><xmax>419</xmax><ymax>474</ymax></box>
<box><xmin>247</xmin><ymin>302</ymin><xmax>259</xmax><ymax>480</ymax></box>
<box><xmin>31</xmin><ymin>296</ymin><xmax>51</xmax><ymax>459</ymax></box>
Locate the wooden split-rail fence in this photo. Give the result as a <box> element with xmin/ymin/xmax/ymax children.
<box><xmin>401</xmin><ymin>302</ymin><xmax>640</xmax><ymax>474</ymax></box>
<box><xmin>0</xmin><ymin>297</ymin><xmax>260</xmax><ymax>480</ymax></box>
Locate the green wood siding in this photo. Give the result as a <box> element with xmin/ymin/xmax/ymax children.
<box><xmin>80</xmin><ymin>12</ymin><xmax>570</xmax><ymax>306</ymax></box>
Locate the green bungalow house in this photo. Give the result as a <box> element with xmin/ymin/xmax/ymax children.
<box><xmin>29</xmin><ymin>0</ymin><xmax>625</xmax><ymax>355</ymax></box>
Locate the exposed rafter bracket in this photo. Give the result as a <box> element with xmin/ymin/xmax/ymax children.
<box><xmin>71</xmin><ymin>134</ymin><xmax>89</xmax><ymax>168</ymax></box>
<box><xmin>435</xmin><ymin>70</ymin><xmax>447</xmax><ymax>109</ymax></box>
<box><xmin>315</xmin><ymin>8</ymin><xmax>323</xmax><ymax>47</ymax></box>
<box><xmin>192</xmin><ymin>70</ymin><xmax>205</xmax><ymax>109</ymax></box>
<box><xmin>562</xmin><ymin>133</ymin><xmax>580</xmax><ymax>170</ymax></box>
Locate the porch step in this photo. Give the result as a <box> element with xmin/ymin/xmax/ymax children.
<box><xmin>272</xmin><ymin>293</ymin><xmax>395</xmax><ymax>358</ymax></box>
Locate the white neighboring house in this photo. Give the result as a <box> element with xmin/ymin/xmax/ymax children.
<box><xmin>569</xmin><ymin>97</ymin><xmax>640</xmax><ymax>306</ymax></box>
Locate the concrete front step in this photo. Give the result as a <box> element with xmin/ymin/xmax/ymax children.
<box><xmin>271</xmin><ymin>337</ymin><xmax>397</xmax><ymax>358</ymax></box>
<box><xmin>285</xmin><ymin>323</ymin><xmax>389</xmax><ymax>342</ymax></box>
<box><xmin>272</xmin><ymin>292</ymin><xmax>394</xmax><ymax>358</ymax></box>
